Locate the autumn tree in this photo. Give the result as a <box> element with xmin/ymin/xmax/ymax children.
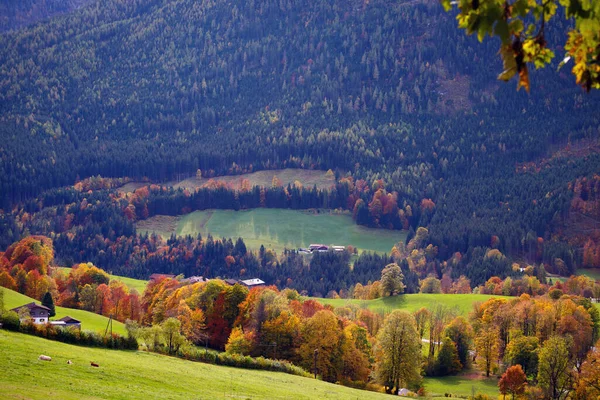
<box><xmin>537</xmin><ymin>336</ymin><xmax>573</xmax><ymax>400</ymax></box>
<box><xmin>574</xmin><ymin>340</ymin><xmax>600</xmax><ymax>399</ymax></box>
<box><xmin>444</xmin><ymin>316</ymin><xmax>473</xmax><ymax>369</ymax></box>
<box><xmin>225</xmin><ymin>327</ymin><xmax>254</xmax><ymax>355</ymax></box>
<box><xmin>297</xmin><ymin>310</ymin><xmax>344</xmax><ymax>382</ymax></box>
<box><xmin>505</xmin><ymin>332</ymin><xmax>539</xmax><ymax>377</ymax></box>
<box><xmin>441</xmin><ymin>0</ymin><xmax>600</xmax><ymax>91</ymax></box>
<box><xmin>499</xmin><ymin>365</ymin><xmax>527</xmax><ymax>400</ymax></box>
<box><xmin>475</xmin><ymin>327</ymin><xmax>499</xmax><ymax>377</ymax></box>
<box><xmin>435</xmin><ymin>337</ymin><xmax>462</xmax><ymax>376</ymax></box>
<box><xmin>373</xmin><ymin>310</ymin><xmax>422</xmax><ymax>394</ymax></box>
<box><xmin>420</xmin><ymin>276</ymin><xmax>442</xmax><ymax>294</ymax></box>
<box><xmin>162</xmin><ymin>317</ymin><xmax>186</xmax><ymax>355</ymax></box>
<box><xmin>381</xmin><ymin>263</ymin><xmax>405</xmax><ymax>297</ymax></box>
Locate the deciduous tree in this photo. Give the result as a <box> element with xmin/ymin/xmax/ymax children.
<box><xmin>373</xmin><ymin>310</ymin><xmax>422</xmax><ymax>394</ymax></box>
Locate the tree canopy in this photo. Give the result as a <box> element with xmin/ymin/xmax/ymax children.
<box><xmin>441</xmin><ymin>0</ymin><xmax>600</xmax><ymax>91</ymax></box>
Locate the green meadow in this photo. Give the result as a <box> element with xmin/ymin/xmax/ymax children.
<box><xmin>0</xmin><ymin>330</ymin><xmax>391</xmax><ymax>400</ymax></box>
<box><xmin>316</xmin><ymin>293</ymin><xmax>508</xmax><ymax>317</ymax></box>
<box><xmin>55</xmin><ymin>267</ymin><xmax>148</xmax><ymax>294</ymax></box>
<box><xmin>2</xmin><ymin>288</ymin><xmax>126</xmax><ymax>336</ymax></box>
<box><xmin>139</xmin><ymin>208</ymin><xmax>407</xmax><ymax>254</ymax></box>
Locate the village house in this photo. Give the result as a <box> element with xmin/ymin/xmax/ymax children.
<box><xmin>241</xmin><ymin>278</ymin><xmax>265</xmax><ymax>288</ymax></box>
<box><xmin>11</xmin><ymin>303</ymin><xmax>50</xmax><ymax>325</ymax></box>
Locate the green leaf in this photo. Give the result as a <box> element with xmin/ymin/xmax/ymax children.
<box><xmin>509</xmin><ymin>20</ymin><xmax>524</xmax><ymax>35</ymax></box>
<box><xmin>494</xmin><ymin>20</ymin><xmax>510</xmax><ymax>44</ymax></box>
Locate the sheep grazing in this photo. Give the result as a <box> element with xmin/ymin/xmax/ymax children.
<box><xmin>90</xmin><ymin>362</ymin><xmax>99</xmax><ymax>367</ymax></box>
<box><xmin>67</xmin><ymin>360</ymin><xmax>72</xmax><ymax>365</ymax></box>
<box><xmin>38</xmin><ymin>355</ymin><xmax>52</xmax><ymax>361</ymax></box>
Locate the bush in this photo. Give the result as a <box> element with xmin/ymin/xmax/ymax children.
<box><xmin>0</xmin><ymin>311</ymin><xmax>20</xmax><ymax>331</ymax></box>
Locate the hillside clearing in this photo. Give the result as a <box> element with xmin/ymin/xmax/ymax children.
<box><xmin>2</xmin><ymin>288</ymin><xmax>126</xmax><ymax>336</ymax></box>
<box><xmin>139</xmin><ymin>208</ymin><xmax>406</xmax><ymax>254</ymax></box>
<box><xmin>0</xmin><ymin>330</ymin><xmax>390</xmax><ymax>400</ymax></box>
<box><xmin>315</xmin><ymin>294</ymin><xmax>509</xmax><ymax>317</ymax></box>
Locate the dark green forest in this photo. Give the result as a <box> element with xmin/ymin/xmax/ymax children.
<box><xmin>1</xmin><ymin>0</ymin><xmax>599</xmax><ymax>288</ymax></box>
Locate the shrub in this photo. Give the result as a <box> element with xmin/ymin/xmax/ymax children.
<box><xmin>0</xmin><ymin>311</ymin><xmax>20</xmax><ymax>331</ymax></box>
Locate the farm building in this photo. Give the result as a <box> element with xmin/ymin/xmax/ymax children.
<box><xmin>11</xmin><ymin>303</ymin><xmax>50</xmax><ymax>325</ymax></box>
<box><xmin>53</xmin><ymin>316</ymin><xmax>81</xmax><ymax>329</ymax></box>
<box><xmin>241</xmin><ymin>278</ymin><xmax>265</xmax><ymax>288</ymax></box>
<box><xmin>309</xmin><ymin>244</ymin><xmax>329</xmax><ymax>252</ymax></box>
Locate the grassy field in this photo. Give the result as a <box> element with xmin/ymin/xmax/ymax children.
<box><xmin>423</xmin><ymin>375</ymin><xmax>499</xmax><ymax>398</ymax></box>
<box><xmin>578</xmin><ymin>268</ymin><xmax>600</xmax><ymax>281</ymax></box>
<box><xmin>2</xmin><ymin>288</ymin><xmax>126</xmax><ymax>336</ymax></box>
<box><xmin>316</xmin><ymin>294</ymin><xmax>508</xmax><ymax>317</ymax></box>
<box><xmin>0</xmin><ymin>330</ymin><xmax>392</xmax><ymax>400</ymax></box>
<box><xmin>139</xmin><ymin>209</ymin><xmax>407</xmax><ymax>254</ymax></box>
<box><xmin>55</xmin><ymin>267</ymin><xmax>148</xmax><ymax>294</ymax></box>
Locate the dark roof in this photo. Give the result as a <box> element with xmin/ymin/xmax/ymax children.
<box><xmin>149</xmin><ymin>273</ymin><xmax>175</xmax><ymax>281</ymax></box>
<box><xmin>10</xmin><ymin>302</ymin><xmax>50</xmax><ymax>312</ymax></box>
<box><xmin>224</xmin><ymin>279</ymin><xmax>240</xmax><ymax>286</ymax></box>
<box><xmin>57</xmin><ymin>316</ymin><xmax>81</xmax><ymax>324</ymax></box>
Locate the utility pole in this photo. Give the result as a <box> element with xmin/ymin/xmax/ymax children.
<box><xmin>313</xmin><ymin>349</ymin><xmax>318</xmax><ymax>379</ymax></box>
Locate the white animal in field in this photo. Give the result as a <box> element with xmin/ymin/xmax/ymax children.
<box><xmin>38</xmin><ymin>355</ymin><xmax>52</xmax><ymax>361</ymax></box>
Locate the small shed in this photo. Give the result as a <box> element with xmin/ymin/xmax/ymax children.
<box><xmin>57</xmin><ymin>316</ymin><xmax>81</xmax><ymax>329</ymax></box>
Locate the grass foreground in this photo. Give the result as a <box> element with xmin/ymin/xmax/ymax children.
<box><xmin>0</xmin><ymin>330</ymin><xmax>391</xmax><ymax>400</ymax></box>
<box><xmin>2</xmin><ymin>288</ymin><xmax>126</xmax><ymax>336</ymax></box>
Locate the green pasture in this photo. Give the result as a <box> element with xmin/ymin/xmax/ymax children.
<box><xmin>316</xmin><ymin>293</ymin><xmax>508</xmax><ymax>317</ymax></box>
<box><xmin>140</xmin><ymin>208</ymin><xmax>406</xmax><ymax>254</ymax></box>
<box><xmin>2</xmin><ymin>288</ymin><xmax>126</xmax><ymax>336</ymax></box>
<box><xmin>0</xmin><ymin>330</ymin><xmax>391</xmax><ymax>400</ymax></box>
<box><xmin>423</xmin><ymin>375</ymin><xmax>499</xmax><ymax>398</ymax></box>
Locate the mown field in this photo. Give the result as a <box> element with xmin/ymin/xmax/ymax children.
<box><xmin>315</xmin><ymin>294</ymin><xmax>508</xmax><ymax>317</ymax></box>
<box><xmin>0</xmin><ymin>330</ymin><xmax>391</xmax><ymax>400</ymax></box>
<box><xmin>139</xmin><ymin>208</ymin><xmax>407</xmax><ymax>254</ymax></box>
<box><xmin>2</xmin><ymin>288</ymin><xmax>126</xmax><ymax>336</ymax></box>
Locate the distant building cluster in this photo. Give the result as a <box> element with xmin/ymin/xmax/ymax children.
<box><xmin>149</xmin><ymin>273</ymin><xmax>265</xmax><ymax>288</ymax></box>
<box><xmin>298</xmin><ymin>244</ymin><xmax>347</xmax><ymax>254</ymax></box>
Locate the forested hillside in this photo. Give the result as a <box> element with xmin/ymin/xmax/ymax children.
<box><xmin>1</xmin><ymin>0</ymin><xmax>599</xmax><ymax>272</ymax></box>
<box><xmin>0</xmin><ymin>0</ymin><xmax>90</xmax><ymax>32</ymax></box>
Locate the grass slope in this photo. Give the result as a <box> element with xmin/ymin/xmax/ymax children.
<box><xmin>2</xmin><ymin>288</ymin><xmax>126</xmax><ymax>336</ymax></box>
<box><xmin>316</xmin><ymin>294</ymin><xmax>508</xmax><ymax>317</ymax></box>
<box><xmin>0</xmin><ymin>330</ymin><xmax>390</xmax><ymax>400</ymax></box>
<box><xmin>139</xmin><ymin>208</ymin><xmax>406</xmax><ymax>254</ymax></box>
<box><xmin>55</xmin><ymin>267</ymin><xmax>148</xmax><ymax>294</ymax></box>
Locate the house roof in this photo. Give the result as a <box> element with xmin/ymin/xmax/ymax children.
<box><xmin>224</xmin><ymin>278</ymin><xmax>240</xmax><ymax>285</ymax></box>
<box><xmin>10</xmin><ymin>302</ymin><xmax>50</xmax><ymax>313</ymax></box>
<box><xmin>57</xmin><ymin>316</ymin><xmax>81</xmax><ymax>324</ymax></box>
<box><xmin>241</xmin><ymin>278</ymin><xmax>265</xmax><ymax>286</ymax></box>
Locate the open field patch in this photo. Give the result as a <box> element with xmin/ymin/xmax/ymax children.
<box><xmin>0</xmin><ymin>330</ymin><xmax>391</xmax><ymax>400</ymax></box>
<box><xmin>422</xmin><ymin>374</ymin><xmax>499</xmax><ymax>398</ymax></box>
<box><xmin>138</xmin><ymin>209</ymin><xmax>406</xmax><ymax>254</ymax></box>
<box><xmin>315</xmin><ymin>294</ymin><xmax>508</xmax><ymax>317</ymax></box>
<box><xmin>2</xmin><ymin>288</ymin><xmax>126</xmax><ymax>335</ymax></box>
